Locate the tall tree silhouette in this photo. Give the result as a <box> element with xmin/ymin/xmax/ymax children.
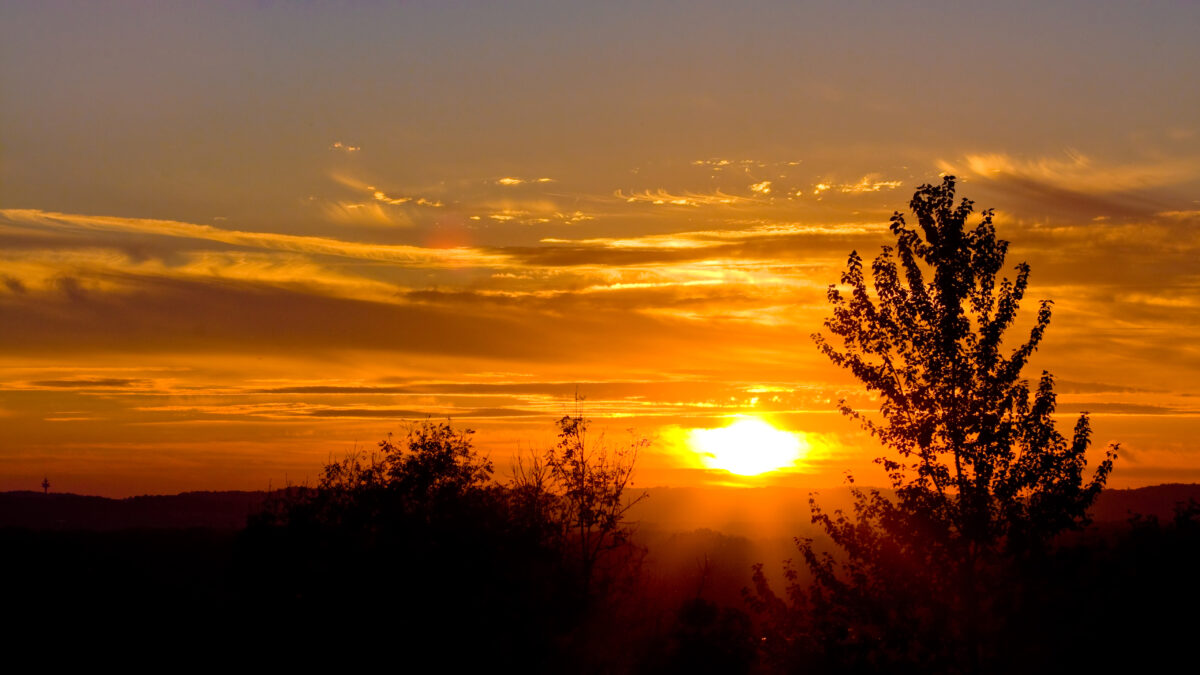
<box><xmin>753</xmin><ymin>177</ymin><xmax>1116</xmax><ymax>673</ymax></box>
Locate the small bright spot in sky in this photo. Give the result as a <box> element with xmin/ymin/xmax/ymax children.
<box><xmin>689</xmin><ymin>417</ymin><xmax>806</xmax><ymax>476</ymax></box>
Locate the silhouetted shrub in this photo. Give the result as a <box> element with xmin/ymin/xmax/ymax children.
<box><xmin>235</xmin><ymin>421</ymin><xmax>579</xmax><ymax>667</ymax></box>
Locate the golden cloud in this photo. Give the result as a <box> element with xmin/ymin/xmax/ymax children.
<box><xmin>0</xmin><ymin>209</ymin><xmax>508</xmax><ymax>268</ymax></box>
<box><xmin>614</xmin><ymin>189</ymin><xmax>752</xmax><ymax>207</ymax></box>
<box><xmin>496</xmin><ymin>177</ymin><xmax>555</xmax><ymax>186</ymax></box>
<box><xmin>940</xmin><ymin>151</ymin><xmax>1200</xmax><ymax>194</ymax></box>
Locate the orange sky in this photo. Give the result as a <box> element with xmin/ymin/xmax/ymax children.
<box><xmin>3</xmin><ymin>2</ymin><xmax>1200</xmax><ymax>496</ymax></box>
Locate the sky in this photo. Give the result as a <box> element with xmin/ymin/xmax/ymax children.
<box><xmin>2</xmin><ymin>1</ymin><xmax>1200</xmax><ymax>496</ymax></box>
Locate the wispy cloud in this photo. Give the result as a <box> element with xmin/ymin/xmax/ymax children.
<box><xmin>936</xmin><ymin>152</ymin><xmax>1200</xmax><ymax>221</ymax></box>
<box><xmin>496</xmin><ymin>177</ymin><xmax>554</xmax><ymax>186</ymax></box>
<box><xmin>370</xmin><ymin>188</ymin><xmax>443</xmax><ymax>208</ymax></box>
<box><xmin>614</xmin><ymin>189</ymin><xmax>753</xmax><ymax>207</ymax></box>
<box><xmin>537</xmin><ymin>221</ymin><xmax>884</xmax><ymax>250</ymax></box>
<box><xmin>836</xmin><ymin>175</ymin><xmax>903</xmax><ymax>193</ymax></box>
<box><xmin>803</xmin><ymin>176</ymin><xmax>901</xmax><ymax>197</ymax></box>
<box><xmin>321</xmin><ymin>201</ymin><xmax>402</xmax><ymax>227</ymax></box>
<box><xmin>0</xmin><ymin>209</ymin><xmax>507</xmax><ymax>268</ymax></box>
<box><xmin>327</xmin><ymin>173</ymin><xmax>445</xmax><ymax>213</ymax></box>
<box><xmin>690</xmin><ymin>158</ymin><xmax>803</xmax><ymax>171</ymax></box>
<box><xmin>943</xmin><ymin>151</ymin><xmax>1200</xmax><ymax>194</ymax></box>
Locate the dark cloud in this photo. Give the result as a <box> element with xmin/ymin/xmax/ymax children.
<box><xmin>303</xmin><ymin>407</ymin><xmax>538</xmax><ymax>419</ymax></box>
<box><xmin>1059</xmin><ymin>402</ymin><xmax>1194</xmax><ymax>416</ymax></box>
<box><xmin>495</xmin><ymin>245</ymin><xmax>729</xmax><ymax>267</ymax></box>
<box><xmin>401</xmin><ymin>285</ymin><xmax>815</xmax><ymax>316</ymax></box>
<box><xmin>54</xmin><ymin>276</ymin><xmax>87</xmax><ymax>302</ymax></box>
<box><xmin>0</xmin><ymin>216</ymin><xmax>243</xmax><ymax>264</ymax></box>
<box><xmin>1103</xmin><ymin>465</ymin><xmax>1200</xmax><ymax>482</ymax></box>
<box><xmin>1056</xmin><ymin>380</ymin><xmax>1155</xmax><ymax>395</ymax></box>
<box><xmin>258</xmin><ymin>386</ymin><xmax>414</xmax><ymax>394</ymax></box>
<box><xmin>30</xmin><ymin>378</ymin><xmax>145</xmax><ymax>388</ymax></box>
<box><xmin>0</xmin><ymin>271</ymin><xmax>809</xmax><ymax>378</ymax></box>
<box><xmin>0</xmin><ymin>275</ymin><xmax>553</xmax><ymax>358</ymax></box>
<box><xmin>969</xmin><ymin>173</ymin><xmax>1171</xmax><ymax>222</ymax></box>
<box><xmin>402</xmin><ymin>380</ymin><xmax>751</xmax><ymax>400</ymax></box>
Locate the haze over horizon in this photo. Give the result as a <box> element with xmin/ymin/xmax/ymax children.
<box><xmin>3</xmin><ymin>2</ymin><xmax>1200</xmax><ymax>497</ymax></box>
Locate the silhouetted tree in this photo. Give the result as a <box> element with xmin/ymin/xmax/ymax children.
<box><xmin>380</xmin><ymin>421</ymin><xmax>493</xmax><ymax>499</ymax></box>
<box><xmin>548</xmin><ymin>408</ymin><xmax>649</xmax><ymax>598</ymax></box>
<box><xmin>753</xmin><ymin>177</ymin><xmax>1117</xmax><ymax>673</ymax></box>
<box><xmin>512</xmin><ymin>402</ymin><xmax>649</xmax><ymax>605</ymax></box>
<box><xmin>254</xmin><ymin>421</ymin><xmax>493</xmax><ymax>535</ymax></box>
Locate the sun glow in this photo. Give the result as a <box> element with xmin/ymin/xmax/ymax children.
<box><xmin>689</xmin><ymin>417</ymin><xmax>807</xmax><ymax>476</ymax></box>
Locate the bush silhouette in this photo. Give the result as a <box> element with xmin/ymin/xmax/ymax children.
<box><xmin>236</xmin><ymin>420</ymin><xmax>577</xmax><ymax>668</ymax></box>
<box><xmin>236</xmin><ymin>416</ymin><xmax>657</xmax><ymax>670</ymax></box>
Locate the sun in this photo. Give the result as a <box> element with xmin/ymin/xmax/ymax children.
<box><xmin>688</xmin><ymin>416</ymin><xmax>807</xmax><ymax>476</ymax></box>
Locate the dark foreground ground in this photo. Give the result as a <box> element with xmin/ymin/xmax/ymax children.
<box><xmin>3</xmin><ymin>484</ymin><xmax>1198</xmax><ymax>671</ymax></box>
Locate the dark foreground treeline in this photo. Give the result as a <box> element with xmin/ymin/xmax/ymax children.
<box><xmin>4</xmin><ymin>427</ymin><xmax>1199</xmax><ymax>672</ymax></box>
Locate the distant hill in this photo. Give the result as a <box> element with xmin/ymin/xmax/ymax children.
<box><xmin>0</xmin><ymin>490</ymin><xmax>270</xmax><ymax>530</ymax></box>
<box><xmin>2</xmin><ymin>483</ymin><xmax>1197</xmax><ymax>532</ymax></box>
<box><xmin>1089</xmin><ymin>483</ymin><xmax>1200</xmax><ymax>523</ymax></box>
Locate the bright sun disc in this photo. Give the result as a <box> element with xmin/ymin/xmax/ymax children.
<box><xmin>689</xmin><ymin>417</ymin><xmax>806</xmax><ymax>476</ymax></box>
